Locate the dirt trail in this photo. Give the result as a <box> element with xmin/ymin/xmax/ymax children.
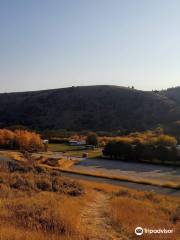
<box><xmin>80</xmin><ymin>191</ymin><xmax>123</xmax><ymax>240</ymax></box>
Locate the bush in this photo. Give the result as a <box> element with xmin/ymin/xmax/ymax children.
<box><xmin>103</xmin><ymin>141</ymin><xmax>133</xmax><ymax>160</ymax></box>
<box><xmin>0</xmin><ymin>129</ymin><xmax>43</xmax><ymax>152</ymax></box>
<box><xmin>52</xmin><ymin>177</ymin><xmax>84</xmax><ymax>196</ymax></box>
<box><xmin>36</xmin><ymin>179</ymin><xmax>52</xmax><ymax>191</ymax></box>
<box><xmin>8</xmin><ymin>161</ymin><xmax>32</xmax><ymax>173</ymax></box>
<box><xmin>10</xmin><ymin>175</ymin><xmax>34</xmax><ymax>191</ymax></box>
<box><xmin>15</xmin><ymin>130</ymin><xmax>43</xmax><ymax>151</ymax></box>
<box><xmin>0</xmin><ymin>129</ymin><xmax>15</xmax><ymax>148</ymax></box>
<box><xmin>34</xmin><ymin>166</ymin><xmax>47</xmax><ymax>174</ymax></box>
<box><xmin>86</xmin><ymin>132</ymin><xmax>98</xmax><ymax>146</ymax></box>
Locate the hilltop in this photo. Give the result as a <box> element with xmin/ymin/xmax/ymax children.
<box><xmin>0</xmin><ymin>85</ymin><xmax>180</xmax><ymax>131</ymax></box>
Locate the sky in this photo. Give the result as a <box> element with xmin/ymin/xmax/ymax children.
<box><xmin>0</xmin><ymin>0</ymin><xmax>180</xmax><ymax>92</ymax></box>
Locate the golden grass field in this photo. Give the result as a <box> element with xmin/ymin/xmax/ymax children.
<box><xmin>0</xmin><ymin>151</ymin><xmax>179</xmax><ymax>239</ymax></box>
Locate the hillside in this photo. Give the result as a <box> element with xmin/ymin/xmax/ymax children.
<box><xmin>161</xmin><ymin>87</ymin><xmax>180</xmax><ymax>104</ymax></box>
<box><xmin>0</xmin><ymin>85</ymin><xmax>180</xmax><ymax>131</ymax></box>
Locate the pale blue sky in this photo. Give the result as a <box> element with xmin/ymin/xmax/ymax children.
<box><xmin>0</xmin><ymin>0</ymin><xmax>180</xmax><ymax>92</ymax></box>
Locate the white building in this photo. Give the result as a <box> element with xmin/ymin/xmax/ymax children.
<box><xmin>69</xmin><ymin>140</ymin><xmax>86</xmax><ymax>146</ymax></box>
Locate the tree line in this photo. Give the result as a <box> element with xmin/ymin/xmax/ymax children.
<box><xmin>0</xmin><ymin>129</ymin><xmax>43</xmax><ymax>152</ymax></box>
<box><xmin>103</xmin><ymin>141</ymin><xmax>178</xmax><ymax>164</ymax></box>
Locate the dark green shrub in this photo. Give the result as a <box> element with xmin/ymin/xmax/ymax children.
<box><xmin>86</xmin><ymin>132</ymin><xmax>98</xmax><ymax>146</ymax></box>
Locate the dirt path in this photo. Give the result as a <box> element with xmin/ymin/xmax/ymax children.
<box><xmin>80</xmin><ymin>191</ymin><xmax>123</xmax><ymax>240</ymax></box>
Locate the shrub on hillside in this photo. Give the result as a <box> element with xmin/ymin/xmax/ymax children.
<box><xmin>10</xmin><ymin>175</ymin><xmax>34</xmax><ymax>191</ymax></box>
<box><xmin>8</xmin><ymin>161</ymin><xmax>32</xmax><ymax>173</ymax></box>
<box><xmin>2</xmin><ymin>161</ymin><xmax>84</xmax><ymax>196</ymax></box>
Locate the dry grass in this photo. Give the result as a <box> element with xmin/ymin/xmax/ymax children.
<box><xmin>0</xmin><ymin>150</ymin><xmax>25</xmax><ymax>162</ymax></box>
<box><xmin>0</xmin><ymin>152</ymin><xmax>180</xmax><ymax>240</ymax></box>
<box><xmin>0</xmin><ymin>158</ymin><xmax>88</xmax><ymax>240</ymax></box>
<box><xmin>0</xmin><ymin>195</ymin><xmax>88</xmax><ymax>240</ymax></box>
<box><xmin>108</xmin><ymin>189</ymin><xmax>180</xmax><ymax>239</ymax></box>
<box><xmin>41</xmin><ymin>157</ymin><xmax>78</xmax><ymax>169</ymax></box>
<box><xmin>73</xmin><ymin>179</ymin><xmax>180</xmax><ymax>239</ymax></box>
<box><xmin>2</xmin><ymin>193</ymin><xmax>81</xmax><ymax>235</ymax></box>
<box><xmin>0</xmin><ymin>194</ymin><xmax>88</xmax><ymax>240</ymax></box>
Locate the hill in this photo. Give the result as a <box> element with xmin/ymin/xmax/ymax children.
<box><xmin>161</xmin><ymin>87</ymin><xmax>180</xmax><ymax>104</ymax></box>
<box><xmin>0</xmin><ymin>85</ymin><xmax>180</xmax><ymax>131</ymax></box>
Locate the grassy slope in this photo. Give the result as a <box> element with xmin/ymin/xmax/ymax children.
<box><xmin>0</xmin><ymin>155</ymin><xmax>179</xmax><ymax>240</ymax></box>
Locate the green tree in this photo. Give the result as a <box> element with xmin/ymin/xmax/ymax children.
<box><xmin>142</xmin><ymin>144</ymin><xmax>156</xmax><ymax>162</ymax></box>
<box><xmin>103</xmin><ymin>141</ymin><xmax>133</xmax><ymax>160</ymax></box>
<box><xmin>168</xmin><ymin>146</ymin><xmax>178</xmax><ymax>165</ymax></box>
<box><xmin>133</xmin><ymin>143</ymin><xmax>145</xmax><ymax>161</ymax></box>
<box><xmin>86</xmin><ymin>132</ymin><xmax>98</xmax><ymax>146</ymax></box>
<box><xmin>156</xmin><ymin>145</ymin><xmax>168</xmax><ymax>164</ymax></box>
<box><xmin>103</xmin><ymin>141</ymin><xmax>114</xmax><ymax>158</ymax></box>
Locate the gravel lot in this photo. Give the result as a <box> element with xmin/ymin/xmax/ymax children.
<box><xmin>72</xmin><ymin>158</ymin><xmax>180</xmax><ymax>183</ymax></box>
